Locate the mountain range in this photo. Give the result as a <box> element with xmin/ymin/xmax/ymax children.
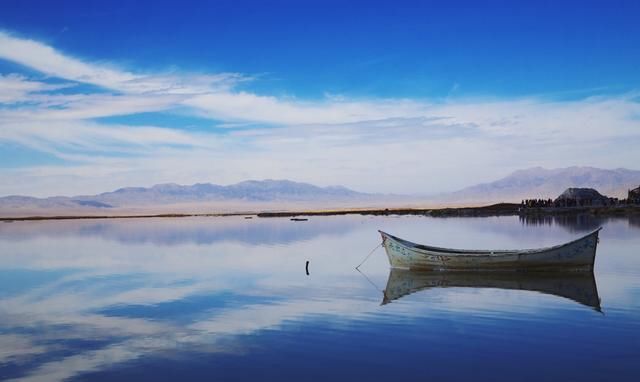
<box><xmin>0</xmin><ymin>180</ymin><xmax>378</xmax><ymax>216</ymax></box>
<box><xmin>1</xmin><ymin>167</ymin><xmax>639</xmax><ymax>216</ymax></box>
<box><xmin>438</xmin><ymin>166</ymin><xmax>640</xmax><ymax>204</ymax></box>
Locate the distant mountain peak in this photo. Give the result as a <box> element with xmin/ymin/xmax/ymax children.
<box><xmin>0</xmin><ymin>179</ymin><xmax>371</xmax><ymax>211</ymax></box>
<box><xmin>442</xmin><ymin>166</ymin><xmax>640</xmax><ymax>203</ymax></box>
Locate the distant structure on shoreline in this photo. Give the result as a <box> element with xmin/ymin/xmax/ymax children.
<box><xmin>629</xmin><ymin>186</ymin><xmax>640</xmax><ymax>204</ymax></box>
<box><xmin>554</xmin><ymin>188</ymin><xmax>613</xmax><ymax>207</ymax></box>
<box><xmin>521</xmin><ymin>186</ymin><xmax>640</xmax><ymax>209</ymax></box>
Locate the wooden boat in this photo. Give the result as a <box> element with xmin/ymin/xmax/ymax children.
<box><xmin>379</xmin><ymin>228</ymin><xmax>601</xmax><ymax>271</ymax></box>
<box><xmin>381</xmin><ymin>268</ymin><xmax>601</xmax><ymax>312</ymax></box>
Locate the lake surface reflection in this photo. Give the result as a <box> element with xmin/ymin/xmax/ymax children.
<box><xmin>0</xmin><ymin>215</ymin><xmax>639</xmax><ymax>381</ymax></box>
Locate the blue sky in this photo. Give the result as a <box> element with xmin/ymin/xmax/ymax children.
<box><xmin>1</xmin><ymin>0</ymin><xmax>639</xmax><ymax>196</ymax></box>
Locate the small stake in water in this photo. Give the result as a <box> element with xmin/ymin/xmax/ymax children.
<box><xmin>306</xmin><ymin>260</ymin><xmax>310</xmax><ymax>276</ymax></box>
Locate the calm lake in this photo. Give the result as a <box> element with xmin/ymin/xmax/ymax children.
<box><xmin>0</xmin><ymin>215</ymin><xmax>639</xmax><ymax>381</ymax></box>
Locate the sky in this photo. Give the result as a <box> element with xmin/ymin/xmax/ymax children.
<box><xmin>0</xmin><ymin>0</ymin><xmax>639</xmax><ymax>197</ymax></box>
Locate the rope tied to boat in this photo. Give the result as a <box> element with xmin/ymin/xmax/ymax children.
<box><xmin>355</xmin><ymin>242</ymin><xmax>383</xmax><ymax>270</ymax></box>
<box><xmin>355</xmin><ymin>267</ymin><xmax>384</xmax><ymax>293</ymax></box>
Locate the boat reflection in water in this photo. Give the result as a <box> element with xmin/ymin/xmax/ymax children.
<box><xmin>382</xmin><ymin>268</ymin><xmax>602</xmax><ymax>312</ymax></box>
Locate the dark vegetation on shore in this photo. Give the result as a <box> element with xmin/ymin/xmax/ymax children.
<box><xmin>519</xmin><ymin>205</ymin><xmax>640</xmax><ymax>216</ymax></box>
<box><xmin>256</xmin><ymin>204</ymin><xmax>640</xmax><ymax>218</ymax></box>
<box><xmin>256</xmin><ymin>203</ymin><xmax>521</xmax><ymax>218</ymax></box>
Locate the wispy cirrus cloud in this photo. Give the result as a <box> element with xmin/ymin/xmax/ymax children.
<box><xmin>0</xmin><ymin>31</ymin><xmax>248</xmax><ymax>95</ymax></box>
<box><xmin>0</xmin><ymin>30</ymin><xmax>639</xmax><ymax>196</ymax></box>
<box><xmin>0</xmin><ymin>31</ymin><xmax>433</xmax><ymax>125</ymax></box>
<box><xmin>0</xmin><ymin>73</ymin><xmax>71</xmax><ymax>103</ymax></box>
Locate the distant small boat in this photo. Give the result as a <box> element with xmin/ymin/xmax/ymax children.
<box><xmin>379</xmin><ymin>228</ymin><xmax>601</xmax><ymax>271</ymax></box>
<box><xmin>244</xmin><ymin>216</ymin><xmax>253</xmax><ymax>219</ymax></box>
<box><xmin>290</xmin><ymin>218</ymin><xmax>309</xmax><ymax>222</ymax></box>
<box><xmin>381</xmin><ymin>268</ymin><xmax>601</xmax><ymax>312</ymax></box>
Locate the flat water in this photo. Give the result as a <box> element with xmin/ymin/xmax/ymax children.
<box><xmin>0</xmin><ymin>215</ymin><xmax>638</xmax><ymax>381</ymax></box>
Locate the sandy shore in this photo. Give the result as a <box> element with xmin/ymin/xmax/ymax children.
<box><xmin>2</xmin><ymin>203</ymin><xmax>639</xmax><ymax>222</ymax></box>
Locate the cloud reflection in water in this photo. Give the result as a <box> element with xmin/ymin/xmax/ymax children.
<box><xmin>0</xmin><ymin>215</ymin><xmax>639</xmax><ymax>381</ymax></box>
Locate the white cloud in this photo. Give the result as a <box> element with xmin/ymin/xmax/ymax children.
<box><xmin>0</xmin><ymin>31</ymin><xmax>639</xmax><ymax>196</ymax></box>
<box><xmin>183</xmin><ymin>92</ymin><xmax>431</xmax><ymax>125</ymax></box>
<box><xmin>0</xmin><ymin>32</ymin><xmax>137</xmax><ymax>90</ymax></box>
<box><xmin>0</xmin><ymin>31</ymin><xmax>246</xmax><ymax>95</ymax></box>
<box><xmin>0</xmin><ymin>74</ymin><xmax>69</xmax><ymax>103</ymax></box>
<box><xmin>0</xmin><ymin>120</ymin><xmax>221</xmax><ymax>157</ymax></box>
<box><xmin>1</xmin><ymin>94</ymin><xmax>185</xmax><ymax>121</ymax></box>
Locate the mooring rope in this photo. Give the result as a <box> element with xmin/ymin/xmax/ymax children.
<box><xmin>355</xmin><ymin>242</ymin><xmax>383</xmax><ymax>270</ymax></box>
<box><xmin>355</xmin><ymin>267</ymin><xmax>385</xmax><ymax>293</ymax></box>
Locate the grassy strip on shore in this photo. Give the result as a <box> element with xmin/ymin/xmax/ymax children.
<box><xmin>2</xmin><ymin>203</ymin><xmax>639</xmax><ymax>222</ymax></box>
<box><xmin>1</xmin><ymin>203</ymin><xmax>521</xmax><ymax>221</ymax></box>
<box><xmin>256</xmin><ymin>203</ymin><xmax>521</xmax><ymax>218</ymax></box>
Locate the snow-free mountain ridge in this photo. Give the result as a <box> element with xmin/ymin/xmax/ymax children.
<box><xmin>0</xmin><ymin>179</ymin><xmax>370</xmax><ymax>211</ymax></box>
<box><xmin>2</xmin><ymin>167</ymin><xmax>639</xmax><ymax>215</ymax></box>
<box><xmin>440</xmin><ymin>166</ymin><xmax>640</xmax><ymax>203</ymax></box>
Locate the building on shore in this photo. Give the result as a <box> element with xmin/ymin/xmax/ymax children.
<box><xmin>553</xmin><ymin>188</ymin><xmax>613</xmax><ymax>207</ymax></box>
<box><xmin>629</xmin><ymin>186</ymin><xmax>640</xmax><ymax>204</ymax></box>
<box><xmin>521</xmin><ymin>187</ymin><xmax>640</xmax><ymax>209</ymax></box>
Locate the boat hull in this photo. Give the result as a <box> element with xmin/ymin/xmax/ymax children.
<box><xmin>379</xmin><ymin>228</ymin><xmax>600</xmax><ymax>271</ymax></box>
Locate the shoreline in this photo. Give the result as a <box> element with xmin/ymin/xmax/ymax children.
<box><xmin>256</xmin><ymin>202</ymin><xmax>521</xmax><ymax>218</ymax></box>
<box><xmin>0</xmin><ymin>212</ymin><xmax>248</xmax><ymax>222</ymax></box>
<box><xmin>2</xmin><ymin>203</ymin><xmax>639</xmax><ymax>222</ymax></box>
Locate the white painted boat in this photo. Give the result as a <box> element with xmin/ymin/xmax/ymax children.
<box><xmin>379</xmin><ymin>228</ymin><xmax>601</xmax><ymax>271</ymax></box>
<box><xmin>381</xmin><ymin>268</ymin><xmax>601</xmax><ymax>311</ymax></box>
